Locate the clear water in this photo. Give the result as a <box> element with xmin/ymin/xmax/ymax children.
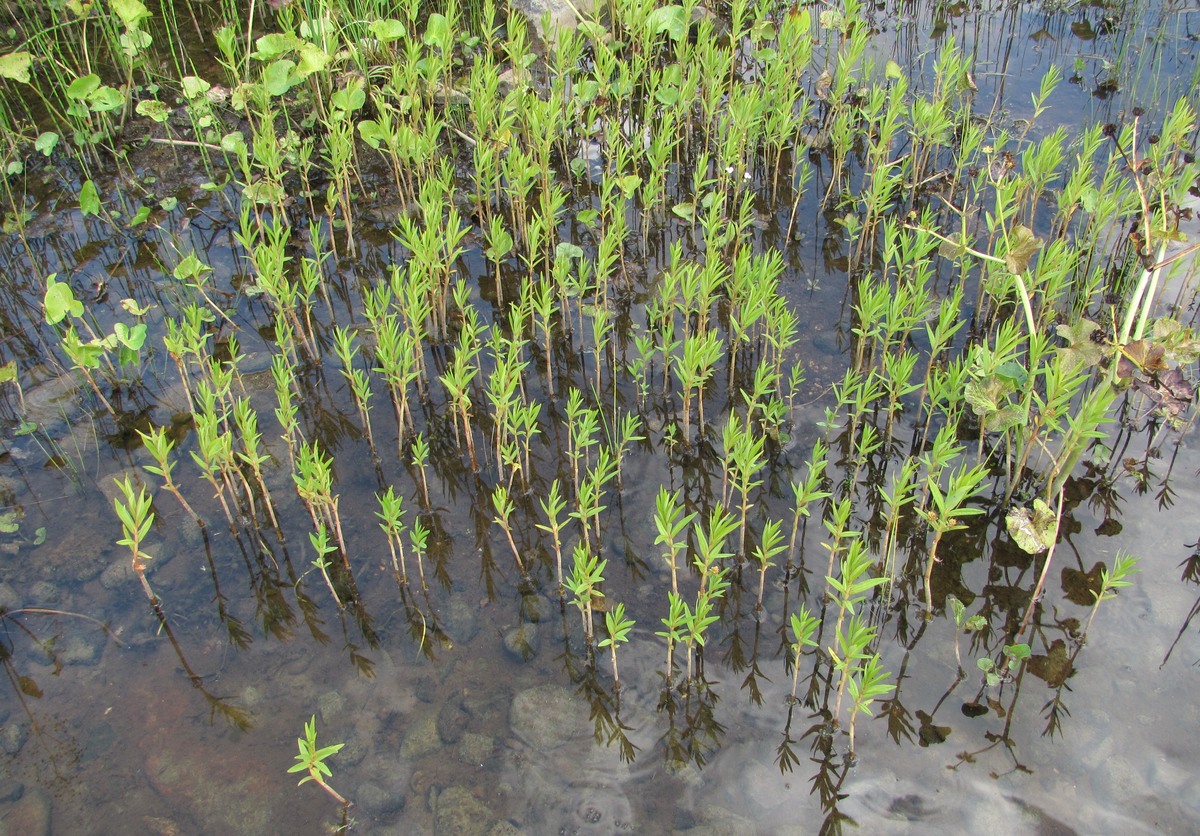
<box><xmin>1</xmin><ymin>1</ymin><xmax>1199</xmax><ymax>834</ymax></box>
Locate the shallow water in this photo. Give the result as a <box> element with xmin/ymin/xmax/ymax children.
<box><xmin>1</xmin><ymin>0</ymin><xmax>1200</xmax><ymax>833</ymax></box>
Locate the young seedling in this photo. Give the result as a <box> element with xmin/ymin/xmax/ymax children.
<box><xmin>946</xmin><ymin>596</ymin><xmax>987</xmax><ymax>676</ymax></box>
<box><xmin>287</xmin><ymin>715</ymin><xmax>350</xmax><ymax>808</ymax></box>
<box><xmin>921</xmin><ymin>463</ymin><xmax>989</xmax><ymax>620</ymax></box>
<box><xmin>492</xmin><ymin>485</ymin><xmax>529</xmax><ymax>579</ymax></box>
<box><xmin>653</xmin><ymin>487</ymin><xmax>695</xmax><ymax>598</ymax></box>
<box><xmin>113</xmin><ymin>475</ymin><xmax>158</xmax><ymax>606</ymax></box>
<box><xmin>1083</xmin><ymin>551</ymin><xmax>1140</xmax><ymax>639</ymax></box>
<box><xmin>788</xmin><ymin>605</ymin><xmax>820</xmax><ymax>703</ymax></box>
<box><xmin>978</xmin><ymin>642</ymin><xmax>1031</xmax><ymax>688</ymax></box>
<box><xmin>565</xmin><ymin>542</ymin><xmax>607</xmax><ymax>651</ymax></box>
<box><xmin>309</xmin><ymin>524</ymin><xmax>342</xmax><ymax>609</ymax></box>
<box><xmin>598</xmin><ymin>601</ymin><xmax>635</xmax><ymax>689</ymax></box>
<box><xmin>536</xmin><ymin>479</ymin><xmax>569</xmax><ymax>593</ymax></box>
<box><xmin>846</xmin><ymin>654</ymin><xmax>894</xmax><ymax>760</ymax></box>
<box><xmin>752</xmin><ymin>517</ymin><xmax>787</xmax><ymax>614</ymax></box>
<box><xmin>376</xmin><ymin>486</ymin><xmax>409</xmax><ymax>587</ymax></box>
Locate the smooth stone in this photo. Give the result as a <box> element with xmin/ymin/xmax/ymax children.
<box><xmin>441</xmin><ymin>597</ymin><xmax>479</xmax><ymax>644</ymax></box>
<box><xmin>434</xmin><ymin>786</ymin><xmax>496</xmax><ymax>836</ymax></box>
<box><xmin>680</xmin><ymin>804</ymin><xmax>756</xmax><ymax>836</ymax></box>
<box><xmin>0</xmin><ymin>583</ymin><xmax>19</xmax><ymax>611</ymax></box>
<box><xmin>519</xmin><ymin>591</ymin><xmax>553</xmax><ymax>624</ymax></box>
<box><xmin>59</xmin><ymin>632</ymin><xmax>101</xmax><ymax>666</ymax></box>
<box><xmin>401</xmin><ymin>713</ymin><xmax>442</xmax><ymax>761</ymax></box>
<box><xmin>503</xmin><ymin>623</ymin><xmax>540</xmax><ymax>662</ymax></box>
<box><xmin>488</xmin><ymin>822</ymin><xmax>524</xmax><ymax>835</ymax></box>
<box><xmin>317</xmin><ymin>690</ymin><xmax>345</xmax><ymax>725</ymax></box>
<box><xmin>27</xmin><ymin>581</ymin><xmax>59</xmax><ymax>606</ymax></box>
<box><xmin>357</xmin><ymin>781</ymin><xmax>406</xmax><ymax>817</ymax></box>
<box><xmin>458</xmin><ymin>733</ymin><xmax>495</xmax><ymax>766</ymax></box>
<box><xmin>0</xmin><ymin>723</ymin><xmax>27</xmax><ymax>756</ymax></box>
<box><xmin>437</xmin><ymin>695</ymin><xmax>469</xmax><ymax>745</ymax></box>
<box><xmin>0</xmin><ymin>779</ymin><xmax>22</xmax><ymax>803</ymax></box>
<box><xmin>99</xmin><ymin>552</ymin><xmax>157</xmax><ymax>590</ymax></box>
<box><xmin>0</xmin><ymin>787</ymin><xmax>49</xmax><ymax>836</ymax></box>
<box><xmin>509</xmin><ymin>684</ymin><xmax>589</xmax><ymax>751</ymax></box>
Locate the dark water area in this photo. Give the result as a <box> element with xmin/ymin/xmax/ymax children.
<box><xmin>0</xmin><ymin>0</ymin><xmax>1198</xmax><ymax>833</ymax></box>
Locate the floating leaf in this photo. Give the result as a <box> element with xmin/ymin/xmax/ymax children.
<box><xmin>1005</xmin><ymin>499</ymin><xmax>1056</xmax><ymax>554</ymax></box>
<box><xmin>555</xmin><ymin>242</ymin><xmax>584</xmax><ymax>261</ymax></box>
<box><xmin>0</xmin><ymin>51</ymin><xmax>33</xmax><ymax>84</ymax></box>
<box><xmin>121</xmin><ymin>297</ymin><xmax>152</xmax><ymax>316</ymax></box>
<box><xmin>1028</xmin><ymin>639</ymin><xmax>1073</xmax><ymax>687</ymax></box>
<box><xmin>17</xmin><ymin>675</ymin><xmax>42</xmax><ymax>699</ymax></box>
<box><xmin>67</xmin><ymin>73</ymin><xmax>101</xmax><ymax>101</ymax></box>
<box><xmin>135</xmin><ymin>99</ymin><xmax>170</xmax><ymax>123</ymax></box>
<box><xmin>112</xmin><ymin>0</ymin><xmax>151</xmax><ymax>29</ymax></box>
<box><xmin>423</xmin><ymin>13</ymin><xmax>451</xmax><ymax>51</ymax></box>
<box><xmin>369</xmin><ymin>19</ymin><xmax>407</xmax><ymax>42</ymax></box>
<box><xmin>181</xmin><ymin>75</ymin><xmax>211</xmax><ymax>100</ymax></box>
<box><xmin>1004</xmin><ymin>223</ymin><xmax>1042</xmax><ymax>275</ymax></box>
<box><xmin>671</xmin><ymin>202</ymin><xmax>695</xmax><ymax>221</ymax></box>
<box><xmin>44</xmin><ymin>274</ymin><xmax>83</xmax><ymax>324</ymax></box>
<box><xmin>993</xmin><ymin>361</ymin><xmax>1029</xmax><ymax>389</ymax></box>
<box><xmin>263</xmin><ymin>59</ymin><xmax>298</xmax><ymax>97</ymax></box>
<box><xmin>885</xmin><ymin>60</ymin><xmax>903</xmax><ymax>81</ymax></box>
<box><xmin>34</xmin><ymin>132</ymin><xmax>59</xmax><ymax>156</ymax></box>
<box><xmin>252</xmin><ymin>33</ymin><xmax>301</xmax><ymax>61</ymax></box>
<box><xmin>79</xmin><ymin>179</ymin><xmax>101</xmax><ymax>216</ymax></box>
<box><xmin>646</xmin><ymin>5</ymin><xmax>686</xmax><ymax>42</ymax></box>
<box><xmin>1120</xmin><ymin>339</ymin><xmax>1167</xmax><ymax>375</ymax></box>
<box><xmin>296</xmin><ymin>42</ymin><xmax>330</xmax><ymax>78</ymax></box>
<box><xmin>1055</xmin><ymin>317</ymin><xmax>1106</xmax><ymax>369</ymax></box>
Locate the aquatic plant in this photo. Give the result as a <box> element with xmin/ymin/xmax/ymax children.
<box><xmin>288</xmin><ymin>715</ymin><xmax>350</xmax><ymax>808</ymax></box>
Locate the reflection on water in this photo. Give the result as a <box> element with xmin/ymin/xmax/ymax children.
<box><xmin>1</xmin><ymin>0</ymin><xmax>1199</xmax><ymax>833</ymax></box>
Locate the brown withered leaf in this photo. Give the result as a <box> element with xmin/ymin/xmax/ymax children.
<box><xmin>1004</xmin><ymin>224</ymin><xmax>1042</xmax><ymax>275</ymax></box>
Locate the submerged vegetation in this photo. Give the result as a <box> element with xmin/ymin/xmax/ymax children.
<box><xmin>0</xmin><ymin>0</ymin><xmax>1197</xmax><ymax>828</ymax></box>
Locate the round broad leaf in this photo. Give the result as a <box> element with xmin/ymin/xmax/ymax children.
<box><xmin>555</xmin><ymin>242</ymin><xmax>584</xmax><ymax>261</ymax></box>
<box><xmin>112</xmin><ymin>0</ymin><xmax>151</xmax><ymax>29</ymax></box>
<box><xmin>646</xmin><ymin>6</ymin><xmax>686</xmax><ymax>42</ymax></box>
<box><xmin>44</xmin><ymin>274</ymin><xmax>83</xmax><ymax>324</ymax></box>
<box><xmin>0</xmin><ymin>51</ymin><xmax>33</xmax><ymax>84</ymax></box>
<box><xmin>423</xmin><ymin>13</ymin><xmax>451</xmax><ymax>51</ymax></box>
<box><xmin>1005</xmin><ymin>499</ymin><xmax>1056</xmax><ymax>555</ymax></box>
<box><xmin>67</xmin><ymin>74</ymin><xmax>101</xmax><ymax>102</ymax></box>
<box><xmin>79</xmin><ymin>179</ymin><xmax>101</xmax><ymax>216</ymax></box>
<box><xmin>369</xmin><ymin>19</ymin><xmax>407</xmax><ymax>42</ymax></box>
<box><xmin>135</xmin><ymin>99</ymin><xmax>171</xmax><ymax>123</ymax></box>
<box><xmin>34</xmin><ymin>132</ymin><xmax>59</xmax><ymax>156</ymax></box>
<box><xmin>88</xmin><ymin>85</ymin><xmax>125</xmax><ymax>112</ymax></box>
<box><xmin>296</xmin><ymin>42</ymin><xmax>330</xmax><ymax>78</ymax></box>
<box><xmin>253</xmin><ymin>33</ymin><xmax>301</xmax><ymax>61</ymax></box>
<box><xmin>263</xmin><ymin>59</ymin><xmax>298</xmax><ymax>97</ymax></box>
<box><xmin>181</xmin><ymin>75</ymin><xmax>211</xmax><ymax>100</ymax></box>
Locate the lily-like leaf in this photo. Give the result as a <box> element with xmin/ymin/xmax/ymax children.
<box><xmin>1005</xmin><ymin>498</ymin><xmax>1056</xmax><ymax>554</ymax></box>
<box><xmin>1004</xmin><ymin>224</ymin><xmax>1042</xmax><ymax>275</ymax></box>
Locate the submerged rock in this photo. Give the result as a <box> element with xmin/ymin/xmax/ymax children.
<box><xmin>401</xmin><ymin>712</ymin><xmax>443</xmax><ymax>761</ymax></box>
<box><xmin>502</xmin><ymin>623</ymin><xmax>540</xmax><ymax>662</ymax></box>
<box><xmin>434</xmin><ymin>786</ymin><xmax>496</xmax><ymax>836</ymax></box>
<box><xmin>357</xmin><ymin>780</ymin><xmax>406</xmax><ymax>817</ymax></box>
<box><xmin>441</xmin><ymin>596</ymin><xmax>479</xmax><ymax>644</ymax></box>
<box><xmin>0</xmin><ymin>787</ymin><xmax>49</xmax><ymax>836</ymax></box>
<box><xmin>509</xmin><ymin>684</ymin><xmax>589</xmax><ymax>751</ymax></box>
<box><xmin>509</xmin><ymin>0</ymin><xmax>595</xmax><ymax>42</ymax></box>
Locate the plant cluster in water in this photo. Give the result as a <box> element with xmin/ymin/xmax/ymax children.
<box><xmin>0</xmin><ymin>0</ymin><xmax>1196</xmax><ymax>820</ymax></box>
